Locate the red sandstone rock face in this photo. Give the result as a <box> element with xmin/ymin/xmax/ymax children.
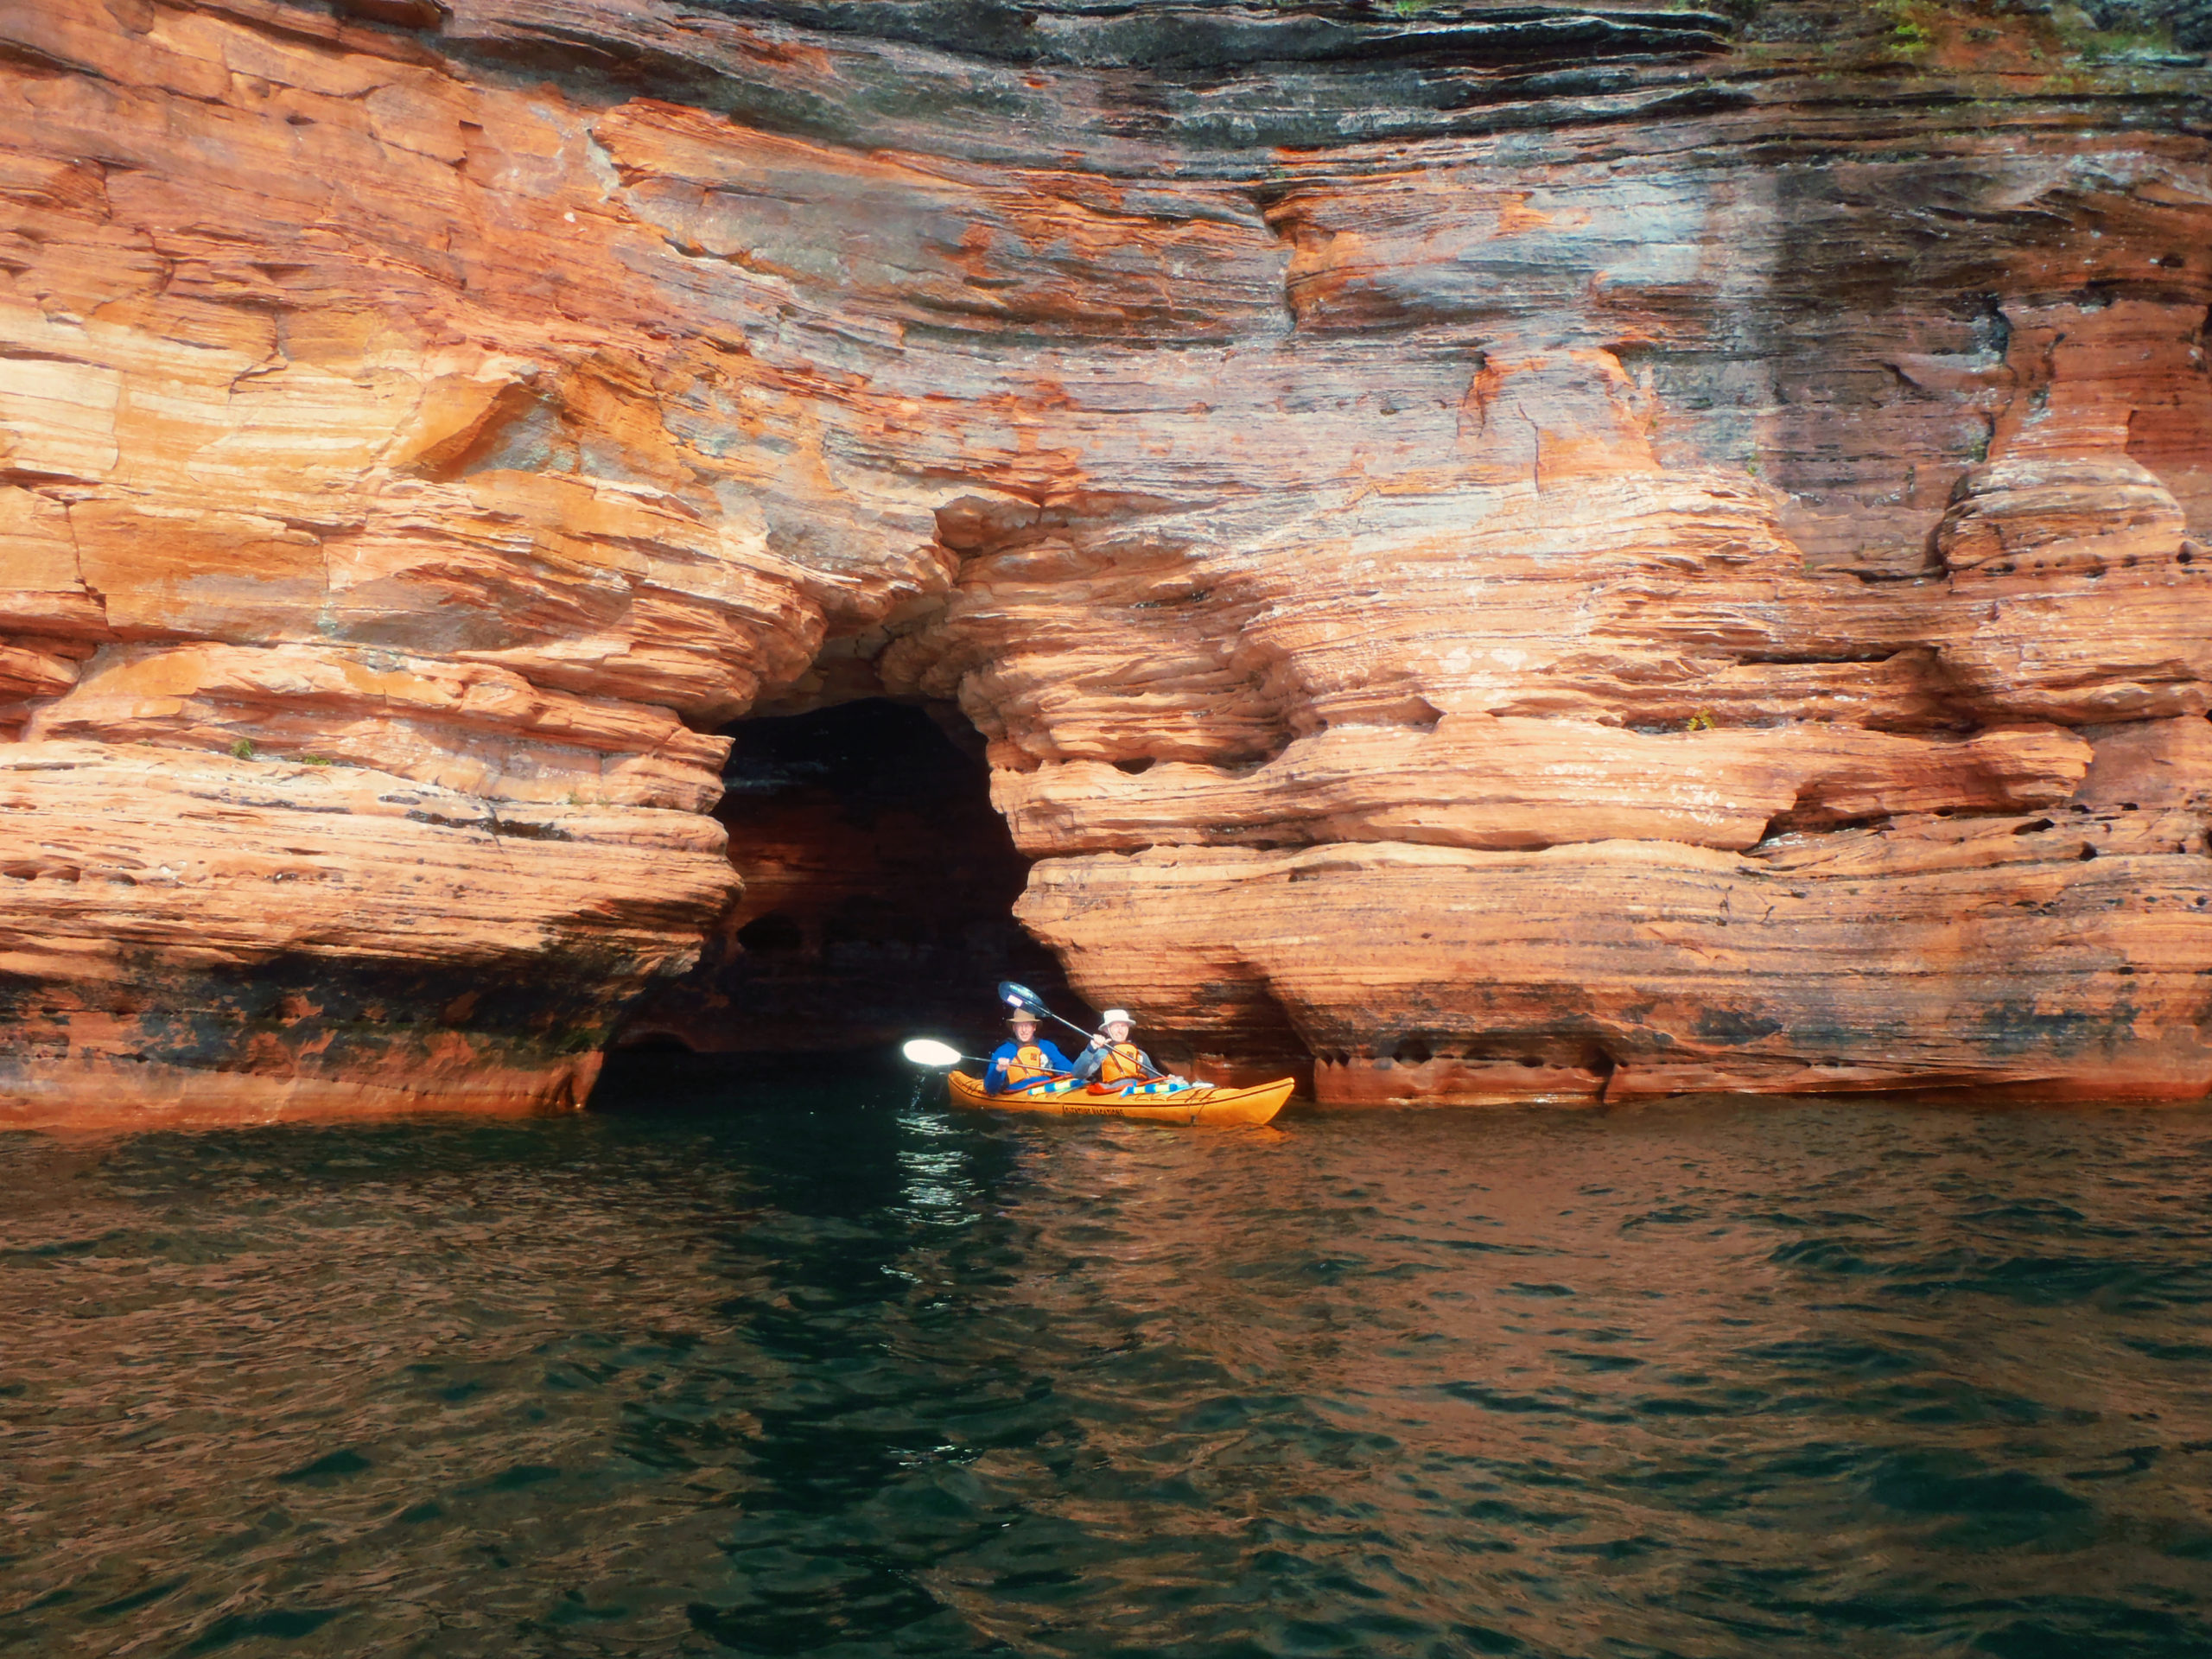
<box><xmin>1</xmin><ymin>0</ymin><xmax>2209</xmax><ymax>1117</ymax></box>
<box><xmin>0</xmin><ymin>741</ymin><xmax>730</xmax><ymax>1122</ymax></box>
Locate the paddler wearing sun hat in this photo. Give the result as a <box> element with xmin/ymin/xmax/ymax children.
<box><xmin>1072</xmin><ymin>1009</ymin><xmax>1189</xmax><ymax>1094</ymax></box>
<box><xmin>984</xmin><ymin>1007</ymin><xmax>1078</xmax><ymax>1096</ymax></box>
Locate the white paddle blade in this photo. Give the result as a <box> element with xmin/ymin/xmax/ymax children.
<box><xmin>902</xmin><ymin>1038</ymin><xmax>963</xmax><ymax>1068</ymax></box>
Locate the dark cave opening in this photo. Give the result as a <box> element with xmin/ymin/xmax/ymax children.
<box><xmin>611</xmin><ymin>697</ymin><xmax>1071</xmax><ymax>1065</ymax></box>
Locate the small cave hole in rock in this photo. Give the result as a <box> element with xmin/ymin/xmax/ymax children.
<box><xmin>605</xmin><ymin>697</ymin><xmax>1070</xmax><ymax>1092</ymax></box>
<box><xmin>734</xmin><ymin>911</ymin><xmax>804</xmax><ymax>953</ymax></box>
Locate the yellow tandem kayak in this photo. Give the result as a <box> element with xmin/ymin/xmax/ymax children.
<box><xmin>945</xmin><ymin>1069</ymin><xmax>1292</xmax><ymax>1127</ymax></box>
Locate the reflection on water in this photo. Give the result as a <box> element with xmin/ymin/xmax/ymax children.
<box><xmin>3</xmin><ymin>1073</ymin><xmax>2210</xmax><ymax>1656</ymax></box>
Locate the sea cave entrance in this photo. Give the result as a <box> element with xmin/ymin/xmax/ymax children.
<box><xmin>609</xmin><ymin>697</ymin><xmax>1071</xmax><ymax>1071</ymax></box>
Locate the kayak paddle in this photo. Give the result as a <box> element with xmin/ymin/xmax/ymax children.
<box><xmin>901</xmin><ymin>1036</ymin><xmax>1077</xmax><ymax>1085</ymax></box>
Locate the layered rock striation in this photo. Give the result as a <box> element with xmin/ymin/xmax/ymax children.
<box><xmin>1</xmin><ymin>0</ymin><xmax>2208</xmax><ymax>1117</ymax></box>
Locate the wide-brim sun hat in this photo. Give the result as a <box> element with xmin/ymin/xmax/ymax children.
<box><xmin>1007</xmin><ymin>1010</ymin><xmax>1042</xmax><ymax>1026</ymax></box>
<box><xmin>1099</xmin><ymin>1008</ymin><xmax>1132</xmax><ymax>1026</ymax></box>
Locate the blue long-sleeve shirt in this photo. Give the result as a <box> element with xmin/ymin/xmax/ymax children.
<box><xmin>986</xmin><ymin>1038</ymin><xmax>1072</xmax><ymax>1095</ymax></box>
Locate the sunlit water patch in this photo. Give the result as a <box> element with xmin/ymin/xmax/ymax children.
<box><xmin>3</xmin><ymin>1073</ymin><xmax>2209</xmax><ymax>1656</ymax></box>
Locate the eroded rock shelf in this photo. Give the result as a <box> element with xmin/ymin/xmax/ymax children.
<box><xmin>2</xmin><ymin>0</ymin><xmax>2209</xmax><ymax>1120</ymax></box>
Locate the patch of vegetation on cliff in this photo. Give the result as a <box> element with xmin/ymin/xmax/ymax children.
<box><xmin>1875</xmin><ymin>0</ymin><xmax>2175</xmax><ymax>62</ymax></box>
<box><xmin>1714</xmin><ymin>0</ymin><xmax>2207</xmax><ymax>109</ymax></box>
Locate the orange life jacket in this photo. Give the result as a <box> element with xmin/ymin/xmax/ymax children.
<box><xmin>1097</xmin><ymin>1041</ymin><xmax>1149</xmax><ymax>1085</ymax></box>
<box><xmin>1002</xmin><ymin>1043</ymin><xmax>1056</xmax><ymax>1088</ymax></box>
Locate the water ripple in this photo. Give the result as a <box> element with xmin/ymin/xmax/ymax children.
<box><xmin>0</xmin><ymin>1091</ymin><xmax>2209</xmax><ymax>1656</ymax></box>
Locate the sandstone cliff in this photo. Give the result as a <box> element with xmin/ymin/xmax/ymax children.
<box><xmin>2</xmin><ymin>0</ymin><xmax>2208</xmax><ymax>1119</ymax></box>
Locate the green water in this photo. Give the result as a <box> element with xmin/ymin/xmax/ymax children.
<box><xmin>3</xmin><ymin>1071</ymin><xmax>2209</xmax><ymax>1656</ymax></box>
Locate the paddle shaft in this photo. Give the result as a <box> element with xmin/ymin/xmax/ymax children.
<box><xmin>930</xmin><ymin>1050</ymin><xmax>1079</xmax><ymax>1084</ymax></box>
<box><xmin>1004</xmin><ymin>983</ymin><xmax>1172</xmax><ymax>1082</ymax></box>
<box><xmin>905</xmin><ymin>1036</ymin><xmax>1096</xmax><ymax>1090</ymax></box>
<box><xmin>1042</xmin><ymin>1013</ymin><xmax>1173</xmax><ymax>1082</ymax></box>
<box><xmin>1022</xmin><ymin>1004</ymin><xmax>1096</xmax><ymax>1048</ymax></box>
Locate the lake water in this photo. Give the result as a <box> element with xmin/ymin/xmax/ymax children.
<box><xmin>3</xmin><ymin>1069</ymin><xmax>2209</xmax><ymax>1656</ymax></box>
